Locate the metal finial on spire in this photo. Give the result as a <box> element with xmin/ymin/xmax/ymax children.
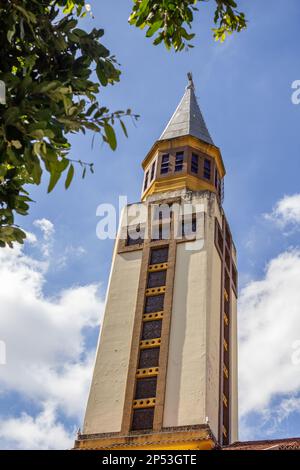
<box><xmin>187</xmin><ymin>72</ymin><xmax>195</xmax><ymax>90</ymax></box>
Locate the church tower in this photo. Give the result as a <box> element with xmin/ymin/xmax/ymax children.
<box><xmin>75</xmin><ymin>75</ymin><xmax>238</xmax><ymax>450</ymax></box>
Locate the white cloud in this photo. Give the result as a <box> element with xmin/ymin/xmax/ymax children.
<box><xmin>239</xmin><ymin>249</ymin><xmax>300</xmax><ymax>438</ymax></box>
<box><xmin>33</xmin><ymin>218</ymin><xmax>55</xmax><ymax>257</ymax></box>
<box><xmin>24</xmin><ymin>231</ymin><xmax>37</xmax><ymax>245</ymax></box>
<box><xmin>240</xmin><ymin>394</ymin><xmax>300</xmax><ymax>441</ymax></box>
<box><xmin>33</xmin><ymin>218</ymin><xmax>55</xmax><ymax>238</ymax></box>
<box><xmin>0</xmin><ymin>219</ymin><xmax>104</xmax><ymax>449</ymax></box>
<box><xmin>0</xmin><ymin>403</ymin><xmax>74</xmax><ymax>450</ymax></box>
<box><xmin>56</xmin><ymin>245</ymin><xmax>87</xmax><ymax>270</ymax></box>
<box><xmin>265</xmin><ymin>194</ymin><xmax>300</xmax><ymax>229</ymax></box>
<box><xmin>273</xmin><ymin>396</ymin><xmax>300</xmax><ymax>424</ymax></box>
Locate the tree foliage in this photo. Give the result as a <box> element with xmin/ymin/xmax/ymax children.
<box><xmin>0</xmin><ymin>0</ymin><xmax>138</xmax><ymax>247</ymax></box>
<box><xmin>0</xmin><ymin>0</ymin><xmax>246</xmax><ymax>248</ymax></box>
<box><xmin>129</xmin><ymin>0</ymin><xmax>246</xmax><ymax>51</ymax></box>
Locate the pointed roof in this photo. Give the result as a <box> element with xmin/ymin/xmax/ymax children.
<box><xmin>159</xmin><ymin>73</ymin><xmax>214</xmax><ymax>146</ymax></box>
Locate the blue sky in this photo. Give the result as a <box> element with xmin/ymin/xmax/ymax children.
<box><xmin>1</xmin><ymin>0</ymin><xmax>300</xmax><ymax>448</ymax></box>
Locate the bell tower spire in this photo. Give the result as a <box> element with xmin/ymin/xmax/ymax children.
<box><xmin>141</xmin><ymin>75</ymin><xmax>224</xmax><ymax>202</ymax></box>
<box><xmin>159</xmin><ymin>73</ymin><xmax>214</xmax><ymax>145</ymax></box>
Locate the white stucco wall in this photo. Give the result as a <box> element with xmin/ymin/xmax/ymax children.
<box><xmin>163</xmin><ymin>241</ymin><xmax>207</xmax><ymax>427</ymax></box>
<box><xmin>83</xmin><ymin>249</ymin><xmax>142</xmax><ymax>434</ymax></box>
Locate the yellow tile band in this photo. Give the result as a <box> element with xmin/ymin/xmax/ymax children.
<box><xmin>148</xmin><ymin>263</ymin><xmax>168</xmax><ymax>272</ymax></box>
<box><xmin>143</xmin><ymin>311</ymin><xmax>164</xmax><ymax>322</ymax></box>
<box><xmin>145</xmin><ymin>286</ymin><xmax>166</xmax><ymax>296</ymax></box>
<box><xmin>133</xmin><ymin>398</ymin><xmax>156</xmax><ymax>409</ymax></box>
<box><xmin>136</xmin><ymin>367</ymin><xmax>159</xmax><ymax>378</ymax></box>
<box><xmin>139</xmin><ymin>338</ymin><xmax>161</xmax><ymax>350</ymax></box>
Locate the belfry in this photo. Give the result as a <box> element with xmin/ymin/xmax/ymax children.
<box><xmin>75</xmin><ymin>75</ymin><xmax>238</xmax><ymax>450</ymax></box>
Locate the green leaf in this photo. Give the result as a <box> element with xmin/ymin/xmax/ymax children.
<box><xmin>29</xmin><ymin>129</ymin><xmax>45</xmax><ymax>140</ymax></box>
<box><xmin>3</xmin><ymin>107</ymin><xmax>20</xmax><ymax>125</ymax></box>
<box><xmin>47</xmin><ymin>159</ymin><xmax>69</xmax><ymax>193</ymax></box>
<box><xmin>146</xmin><ymin>21</ymin><xmax>162</xmax><ymax>38</ymax></box>
<box><xmin>7</xmin><ymin>147</ymin><xmax>19</xmax><ymax>165</ymax></box>
<box><xmin>47</xmin><ymin>171</ymin><xmax>61</xmax><ymax>193</ymax></box>
<box><xmin>86</xmin><ymin>102</ymin><xmax>98</xmax><ymax>117</ymax></box>
<box><xmin>11</xmin><ymin>140</ymin><xmax>22</xmax><ymax>150</ymax></box>
<box><xmin>72</xmin><ymin>28</ymin><xmax>86</xmax><ymax>37</ymax></box>
<box><xmin>63</xmin><ymin>0</ymin><xmax>76</xmax><ymax>14</ymax></box>
<box><xmin>33</xmin><ymin>81</ymin><xmax>61</xmax><ymax>94</ymax></box>
<box><xmin>96</xmin><ymin>63</ymin><xmax>108</xmax><ymax>86</ymax></box>
<box><xmin>7</xmin><ymin>25</ymin><xmax>16</xmax><ymax>43</ymax></box>
<box><xmin>119</xmin><ymin>119</ymin><xmax>128</xmax><ymax>138</ymax></box>
<box><xmin>14</xmin><ymin>5</ymin><xmax>37</xmax><ymax>24</ymax></box>
<box><xmin>59</xmin><ymin>158</ymin><xmax>70</xmax><ymax>173</ymax></box>
<box><xmin>32</xmin><ymin>158</ymin><xmax>42</xmax><ymax>185</ymax></box>
<box><xmin>65</xmin><ymin>164</ymin><xmax>74</xmax><ymax>189</ymax></box>
<box><xmin>104</xmin><ymin>123</ymin><xmax>117</xmax><ymax>150</ymax></box>
<box><xmin>138</xmin><ymin>0</ymin><xmax>149</xmax><ymax>15</ymax></box>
